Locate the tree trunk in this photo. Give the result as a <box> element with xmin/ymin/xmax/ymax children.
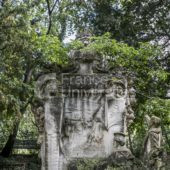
<box><xmin>0</xmin><ymin>67</ymin><xmax>33</xmax><ymax>157</ymax></box>
<box><xmin>0</xmin><ymin>121</ymin><xmax>20</xmax><ymax>157</ymax></box>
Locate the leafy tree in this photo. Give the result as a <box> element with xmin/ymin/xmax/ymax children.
<box><xmin>0</xmin><ymin>0</ymin><xmax>169</xmax><ymax>159</ymax></box>
<box><xmin>50</xmin><ymin>0</ymin><xmax>170</xmax><ymax>70</ymax></box>
<box><xmin>0</xmin><ymin>0</ymin><xmax>67</xmax><ymax>157</ymax></box>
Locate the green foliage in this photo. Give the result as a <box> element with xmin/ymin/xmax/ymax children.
<box><xmin>17</xmin><ymin>109</ymin><xmax>38</xmax><ymax>141</ymax></box>
<box><xmin>76</xmin><ymin>159</ymin><xmax>101</xmax><ymax>170</ymax></box>
<box><xmin>141</xmin><ymin>98</ymin><xmax>170</xmax><ymax>122</ymax></box>
<box><xmin>69</xmin><ymin>158</ymin><xmax>141</xmax><ymax>170</ymax></box>
<box><xmin>54</xmin><ymin>0</ymin><xmax>170</xmax><ymax>75</ymax></box>
<box><xmin>0</xmin><ymin>0</ymin><xmax>68</xmax><ymax>111</ymax></box>
<box><xmin>69</xmin><ymin>33</ymin><xmax>168</xmax><ymax>97</ymax></box>
<box><xmin>0</xmin><ymin>0</ymin><xmax>68</xmax><ymax>150</ymax></box>
<box><xmin>130</xmin><ymin>97</ymin><xmax>170</xmax><ymax>154</ymax></box>
<box><xmin>31</xmin><ymin>33</ymin><xmax>68</xmax><ymax>65</ymax></box>
<box><xmin>0</xmin><ymin>115</ymin><xmax>15</xmax><ymax>149</ymax></box>
<box><xmin>0</xmin><ymin>0</ymin><xmax>169</xmax><ymax>159</ymax></box>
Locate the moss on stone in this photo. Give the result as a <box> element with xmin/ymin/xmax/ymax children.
<box><xmin>68</xmin><ymin>157</ymin><xmax>147</xmax><ymax>170</ymax></box>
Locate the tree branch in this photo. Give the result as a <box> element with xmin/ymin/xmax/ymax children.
<box><xmin>45</xmin><ymin>0</ymin><xmax>60</xmax><ymax>35</ymax></box>
<box><xmin>51</xmin><ymin>0</ymin><xmax>59</xmax><ymax>13</ymax></box>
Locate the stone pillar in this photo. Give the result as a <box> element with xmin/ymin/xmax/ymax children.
<box><xmin>36</xmin><ymin>73</ymin><xmax>63</xmax><ymax>170</ymax></box>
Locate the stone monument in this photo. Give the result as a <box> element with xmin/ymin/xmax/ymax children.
<box><xmin>35</xmin><ymin>35</ymin><xmax>135</xmax><ymax>170</ymax></box>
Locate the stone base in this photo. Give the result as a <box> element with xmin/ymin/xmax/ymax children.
<box><xmin>109</xmin><ymin>148</ymin><xmax>134</xmax><ymax>163</ymax></box>
<box><xmin>67</xmin><ymin>148</ymin><xmax>136</xmax><ymax>170</ymax></box>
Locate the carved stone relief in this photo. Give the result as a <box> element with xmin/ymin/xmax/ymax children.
<box><xmin>35</xmin><ymin>36</ymin><xmax>136</xmax><ymax>170</ymax></box>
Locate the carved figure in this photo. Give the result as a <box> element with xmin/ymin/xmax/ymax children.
<box><xmin>87</xmin><ymin>117</ymin><xmax>104</xmax><ymax>144</ymax></box>
<box><xmin>111</xmin><ymin>132</ymin><xmax>134</xmax><ymax>162</ymax></box>
<box><xmin>114</xmin><ymin>132</ymin><xmax>126</xmax><ymax>148</ymax></box>
<box><xmin>144</xmin><ymin>115</ymin><xmax>165</xmax><ymax>169</ymax></box>
<box><xmin>115</xmin><ymin>84</ymin><xmax>125</xmax><ymax>98</ymax></box>
<box><xmin>126</xmin><ymin>105</ymin><xmax>135</xmax><ymax>127</ymax></box>
<box><xmin>125</xmin><ymin>79</ymin><xmax>136</xmax><ymax>128</ymax></box>
<box><xmin>87</xmin><ymin>105</ymin><xmax>105</xmax><ymax>144</ymax></box>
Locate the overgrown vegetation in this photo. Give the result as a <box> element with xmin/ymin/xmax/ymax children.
<box><xmin>0</xmin><ymin>0</ymin><xmax>169</xmax><ymax>167</ymax></box>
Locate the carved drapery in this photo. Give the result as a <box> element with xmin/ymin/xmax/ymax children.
<box><xmin>144</xmin><ymin>115</ymin><xmax>165</xmax><ymax>169</ymax></box>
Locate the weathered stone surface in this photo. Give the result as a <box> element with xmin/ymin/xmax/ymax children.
<box><xmin>35</xmin><ymin>36</ymin><xmax>136</xmax><ymax>170</ymax></box>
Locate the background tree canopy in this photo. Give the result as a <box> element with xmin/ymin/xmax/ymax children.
<box><xmin>0</xmin><ymin>0</ymin><xmax>169</xmax><ymax>158</ymax></box>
